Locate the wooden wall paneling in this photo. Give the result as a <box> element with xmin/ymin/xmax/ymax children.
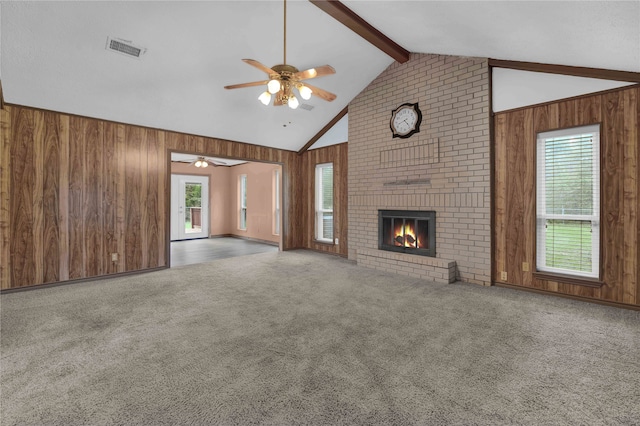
<box><xmin>494</xmin><ymin>85</ymin><xmax>640</xmax><ymax>307</ymax></box>
<box><xmin>144</xmin><ymin>129</ymin><xmax>163</xmax><ymax>269</ymax></box>
<box><xmin>102</xmin><ymin>121</ymin><xmax>117</xmax><ymax>275</ymax></box>
<box><xmin>41</xmin><ymin>111</ymin><xmax>63</xmax><ymax>283</ymax></box>
<box><xmin>532</xmin><ymin>105</ymin><xmax>556</xmax><ymax>292</ymax></box>
<box><xmin>32</xmin><ymin>110</ymin><xmax>45</xmax><ymax>285</ymax></box>
<box><xmin>578</xmin><ymin>95</ymin><xmax>601</xmax><ymax>125</ymax></box>
<box><xmin>125</xmin><ymin>126</ymin><xmax>143</xmax><ymax>271</ymax></box>
<box><xmin>58</xmin><ymin>115</ymin><xmax>70</xmax><ymax>281</ymax></box>
<box><xmin>116</xmin><ymin>124</ymin><xmax>126</xmax><ymax>273</ymax></box>
<box><xmin>557</xmin><ymin>99</ymin><xmax>578</xmax><ymax>129</ymax></box>
<box><xmin>622</xmin><ymin>89</ymin><xmax>638</xmax><ymax>305</ymax></box>
<box><xmin>637</xmin><ymin>88</ymin><xmax>640</xmax><ymax>306</ymax></box>
<box><xmin>156</xmin><ymin>132</ymin><xmax>166</xmax><ymax>267</ymax></box>
<box><xmin>11</xmin><ymin>108</ymin><xmax>37</xmax><ymax>287</ymax></box>
<box><xmin>83</xmin><ymin>119</ymin><xmax>104</xmax><ymax>278</ymax></box>
<box><xmin>504</xmin><ymin>110</ymin><xmax>526</xmax><ymax>286</ymax></box>
<box><xmin>300</xmin><ymin>144</ymin><xmax>348</xmax><ymax>256</ymax></box>
<box><xmin>68</xmin><ymin>116</ymin><xmax>86</xmax><ymax>279</ymax></box>
<box><xmin>300</xmin><ymin>150</ymin><xmax>310</xmax><ymax>249</ymax></box>
<box><xmin>522</xmin><ymin>108</ymin><xmax>535</xmax><ymax>287</ymax></box>
<box><xmin>287</xmin><ymin>153</ymin><xmax>304</xmax><ymax>249</ymax></box>
<box><xmin>601</xmin><ymin>91</ymin><xmax>625</xmax><ymax>301</ymax></box>
<box><xmin>0</xmin><ymin>106</ymin><xmax>12</xmax><ymax>289</ymax></box>
<box><xmin>493</xmin><ymin>114</ymin><xmax>507</xmax><ymax>283</ymax></box>
<box><xmin>2</xmin><ymin>105</ymin><xmax>309</xmax><ymax>288</ymax></box>
<box><xmin>138</xmin><ymin>129</ymin><xmax>150</xmax><ymax>269</ymax></box>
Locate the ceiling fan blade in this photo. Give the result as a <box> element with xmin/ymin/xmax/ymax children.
<box><xmin>224</xmin><ymin>80</ymin><xmax>269</xmax><ymax>90</ymax></box>
<box><xmin>302</xmin><ymin>83</ymin><xmax>337</xmax><ymax>102</ymax></box>
<box><xmin>242</xmin><ymin>59</ymin><xmax>277</xmax><ymax>76</ymax></box>
<box><xmin>293</xmin><ymin>65</ymin><xmax>336</xmax><ymax>81</ymax></box>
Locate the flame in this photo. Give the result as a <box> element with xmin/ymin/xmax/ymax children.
<box><xmin>395</xmin><ymin>223</ymin><xmax>417</xmax><ymax>248</ymax></box>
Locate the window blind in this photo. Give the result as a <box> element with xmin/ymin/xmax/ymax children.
<box><xmin>315</xmin><ymin>163</ymin><xmax>334</xmax><ymax>242</ymax></box>
<box><xmin>536</xmin><ymin>125</ymin><xmax>600</xmax><ymax>278</ymax></box>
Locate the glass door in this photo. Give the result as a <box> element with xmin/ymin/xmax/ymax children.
<box><xmin>171</xmin><ymin>174</ymin><xmax>209</xmax><ymax>240</ymax></box>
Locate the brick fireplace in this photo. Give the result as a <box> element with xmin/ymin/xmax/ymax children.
<box><xmin>348</xmin><ymin>53</ymin><xmax>491</xmax><ymax>285</ymax></box>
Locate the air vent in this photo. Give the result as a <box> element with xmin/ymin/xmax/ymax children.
<box><xmin>299</xmin><ymin>103</ymin><xmax>314</xmax><ymax>111</ymax></box>
<box><xmin>106</xmin><ymin>37</ymin><xmax>147</xmax><ymax>59</ymax></box>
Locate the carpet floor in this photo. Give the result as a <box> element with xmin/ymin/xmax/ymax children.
<box><xmin>1</xmin><ymin>250</ymin><xmax>639</xmax><ymax>425</ymax></box>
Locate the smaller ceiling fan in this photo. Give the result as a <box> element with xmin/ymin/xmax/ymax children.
<box><xmin>190</xmin><ymin>156</ymin><xmax>228</xmax><ymax>168</ymax></box>
<box><xmin>224</xmin><ymin>0</ymin><xmax>336</xmax><ymax>109</ymax></box>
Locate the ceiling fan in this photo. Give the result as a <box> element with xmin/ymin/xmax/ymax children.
<box><xmin>190</xmin><ymin>156</ymin><xmax>228</xmax><ymax>168</ymax></box>
<box><xmin>224</xmin><ymin>0</ymin><xmax>336</xmax><ymax>109</ymax></box>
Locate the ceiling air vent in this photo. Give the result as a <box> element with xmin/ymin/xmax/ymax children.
<box><xmin>299</xmin><ymin>103</ymin><xmax>314</xmax><ymax>111</ymax></box>
<box><xmin>106</xmin><ymin>37</ymin><xmax>147</xmax><ymax>59</ymax></box>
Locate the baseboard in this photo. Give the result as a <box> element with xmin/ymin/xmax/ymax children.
<box><xmin>1</xmin><ymin>266</ymin><xmax>168</xmax><ymax>294</ymax></box>
<box><xmin>494</xmin><ymin>282</ymin><xmax>640</xmax><ymax>311</ymax></box>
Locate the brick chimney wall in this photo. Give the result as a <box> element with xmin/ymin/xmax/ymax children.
<box><xmin>348</xmin><ymin>54</ymin><xmax>491</xmax><ymax>285</ymax></box>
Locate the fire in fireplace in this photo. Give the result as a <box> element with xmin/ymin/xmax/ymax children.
<box><xmin>378</xmin><ymin>210</ymin><xmax>436</xmax><ymax>257</ymax></box>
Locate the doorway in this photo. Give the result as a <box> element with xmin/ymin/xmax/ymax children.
<box><xmin>170</xmin><ymin>174</ymin><xmax>210</xmax><ymax>241</ymax></box>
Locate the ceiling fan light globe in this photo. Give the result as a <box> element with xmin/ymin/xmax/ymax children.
<box><xmin>201</xmin><ymin>161</ymin><xmax>208</xmax><ymax>168</ymax></box>
<box><xmin>258</xmin><ymin>91</ymin><xmax>272</xmax><ymax>105</ymax></box>
<box><xmin>267</xmin><ymin>79</ymin><xmax>281</xmax><ymax>94</ymax></box>
<box><xmin>288</xmin><ymin>95</ymin><xmax>299</xmax><ymax>109</ymax></box>
<box><xmin>298</xmin><ymin>85</ymin><xmax>312</xmax><ymax>100</ymax></box>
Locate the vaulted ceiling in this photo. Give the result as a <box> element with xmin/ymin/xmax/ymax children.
<box><xmin>2</xmin><ymin>1</ymin><xmax>638</xmax><ymax>152</ymax></box>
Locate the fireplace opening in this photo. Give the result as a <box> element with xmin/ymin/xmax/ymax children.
<box><xmin>378</xmin><ymin>210</ymin><xmax>435</xmax><ymax>256</ymax></box>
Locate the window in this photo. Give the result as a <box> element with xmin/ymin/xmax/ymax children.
<box><xmin>239</xmin><ymin>174</ymin><xmax>247</xmax><ymax>230</ymax></box>
<box><xmin>273</xmin><ymin>169</ymin><xmax>280</xmax><ymax>235</ymax></box>
<box><xmin>536</xmin><ymin>124</ymin><xmax>600</xmax><ymax>278</ymax></box>
<box><xmin>315</xmin><ymin>163</ymin><xmax>333</xmax><ymax>243</ymax></box>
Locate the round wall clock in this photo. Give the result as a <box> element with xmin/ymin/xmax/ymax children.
<box><xmin>390</xmin><ymin>102</ymin><xmax>422</xmax><ymax>139</ymax></box>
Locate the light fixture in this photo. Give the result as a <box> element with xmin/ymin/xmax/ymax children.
<box><xmin>223</xmin><ymin>0</ymin><xmax>337</xmax><ymax>107</ymax></box>
<box><xmin>194</xmin><ymin>156</ymin><xmax>208</xmax><ymax>168</ymax></box>
<box><xmin>288</xmin><ymin>95</ymin><xmax>299</xmax><ymax>109</ymax></box>
<box><xmin>298</xmin><ymin>84</ymin><xmax>312</xmax><ymax>100</ymax></box>
<box><xmin>267</xmin><ymin>79</ymin><xmax>281</xmax><ymax>94</ymax></box>
<box><xmin>258</xmin><ymin>91</ymin><xmax>272</xmax><ymax>105</ymax></box>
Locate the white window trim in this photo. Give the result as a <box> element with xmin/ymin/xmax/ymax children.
<box><xmin>315</xmin><ymin>163</ymin><xmax>333</xmax><ymax>243</ymax></box>
<box><xmin>536</xmin><ymin>124</ymin><xmax>600</xmax><ymax>278</ymax></box>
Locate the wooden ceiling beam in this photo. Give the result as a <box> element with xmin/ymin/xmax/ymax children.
<box><xmin>309</xmin><ymin>0</ymin><xmax>410</xmax><ymax>63</ymax></box>
<box><xmin>489</xmin><ymin>58</ymin><xmax>640</xmax><ymax>83</ymax></box>
<box><xmin>298</xmin><ymin>105</ymin><xmax>348</xmax><ymax>155</ymax></box>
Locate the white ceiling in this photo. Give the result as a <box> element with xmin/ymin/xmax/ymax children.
<box><xmin>2</xmin><ymin>1</ymin><xmax>638</xmax><ymax>152</ymax></box>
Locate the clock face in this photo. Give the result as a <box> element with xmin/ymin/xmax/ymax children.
<box><xmin>390</xmin><ymin>103</ymin><xmax>422</xmax><ymax>138</ymax></box>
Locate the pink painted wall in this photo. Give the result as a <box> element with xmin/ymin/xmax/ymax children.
<box><xmin>171</xmin><ymin>161</ymin><xmax>281</xmax><ymax>244</ymax></box>
<box><xmin>227</xmin><ymin>162</ymin><xmax>282</xmax><ymax>244</ymax></box>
